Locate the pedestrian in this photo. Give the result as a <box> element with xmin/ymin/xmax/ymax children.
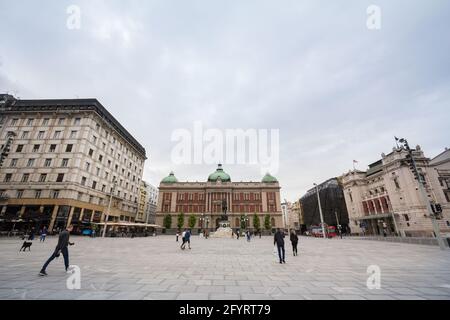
<box><xmin>246</xmin><ymin>230</ymin><xmax>251</xmax><ymax>242</ymax></box>
<box><xmin>181</xmin><ymin>229</ymin><xmax>191</xmax><ymax>250</ymax></box>
<box><xmin>40</xmin><ymin>226</ymin><xmax>47</xmax><ymax>242</ymax></box>
<box><xmin>39</xmin><ymin>225</ymin><xmax>75</xmax><ymax>276</ymax></box>
<box><xmin>91</xmin><ymin>229</ymin><xmax>96</xmax><ymax>238</ymax></box>
<box><xmin>236</xmin><ymin>231</ymin><xmax>240</xmax><ymax>240</ymax></box>
<box><xmin>180</xmin><ymin>229</ymin><xmax>187</xmax><ymax>249</ymax></box>
<box><xmin>259</xmin><ymin>231</ymin><xmax>262</xmax><ymax>239</ymax></box>
<box><xmin>176</xmin><ymin>231</ymin><xmax>180</xmax><ymax>242</ymax></box>
<box><xmin>290</xmin><ymin>230</ymin><xmax>298</xmax><ymax>256</ymax></box>
<box><xmin>28</xmin><ymin>227</ymin><xmax>35</xmax><ymax>241</ymax></box>
<box><xmin>274</xmin><ymin>228</ymin><xmax>286</xmax><ymax>264</ymax></box>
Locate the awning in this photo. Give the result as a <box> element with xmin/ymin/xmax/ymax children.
<box><xmin>92</xmin><ymin>222</ymin><xmax>162</xmax><ymax>228</ymax></box>
<box><xmin>355</xmin><ymin>213</ymin><xmax>393</xmax><ymax>221</ymax></box>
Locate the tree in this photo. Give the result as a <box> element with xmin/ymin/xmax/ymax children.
<box><xmin>177</xmin><ymin>212</ymin><xmax>185</xmax><ymax>230</ymax></box>
<box><xmin>240</xmin><ymin>216</ymin><xmax>246</xmax><ymax>230</ymax></box>
<box><xmin>163</xmin><ymin>214</ymin><xmax>172</xmax><ymax>230</ymax></box>
<box><xmin>188</xmin><ymin>215</ymin><xmax>196</xmax><ymax>229</ymax></box>
<box><xmin>253</xmin><ymin>214</ymin><xmax>260</xmax><ymax>231</ymax></box>
<box><xmin>264</xmin><ymin>214</ymin><xmax>271</xmax><ymax>230</ymax></box>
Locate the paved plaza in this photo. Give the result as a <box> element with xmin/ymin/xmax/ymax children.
<box><xmin>0</xmin><ymin>235</ymin><xmax>450</xmax><ymax>300</ymax></box>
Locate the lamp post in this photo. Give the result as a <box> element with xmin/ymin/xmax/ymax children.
<box><xmin>314</xmin><ymin>183</ymin><xmax>327</xmax><ymax>239</ymax></box>
<box><xmin>102</xmin><ymin>179</ymin><xmax>117</xmax><ymax>238</ymax></box>
<box><xmin>396</xmin><ymin>137</ymin><xmax>446</xmax><ymax>250</ymax></box>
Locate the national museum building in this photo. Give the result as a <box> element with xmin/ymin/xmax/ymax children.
<box><xmin>155</xmin><ymin>164</ymin><xmax>282</xmax><ymax>232</ymax></box>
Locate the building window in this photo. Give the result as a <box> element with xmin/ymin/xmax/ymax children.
<box><xmin>44</xmin><ymin>159</ymin><xmax>52</xmax><ymax>167</ymax></box>
<box><xmin>21</xmin><ymin>131</ymin><xmax>29</xmax><ymax>139</ymax></box>
<box><xmin>42</xmin><ymin>118</ymin><xmax>49</xmax><ymax>126</ymax></box>
<box><xmin>102</xmin><ymin>185</ymin><xmax>106</xmax><ymax>192</ymax></box>
<box><xmin>35</xmin><ymin>190</ymin><xmax>41</xmax><ymax>199</ymax></box>
<box><xmin>4</xmin><ymin>174</ymin><xmax>12</xmax><ymax>182</ymax></box>
<box><xmin>32</xmin><ymin>144</ymin><xmax>40</xmax><ymax>152</ymax></box>
<box><xmin>70</xmin><ymin>131</ymin><xmax>77</xmax><ymax>138</ymax></box>
<box><xmin>394</xmin><ymin>177</ymin><xmax>400</xmax><ymax>189</ymax></box>
<box><xmin>96</xmin><ymin>167</ymin><xmax>100</xmax><ymax>176</ymax></box>
<box><xmin>92</xmin><ymin>136</ymin><xmax>97</xmax><ymax>144</ymax></box>
<box><xmin>27</xmin><ymin>118</ymin><xmax>34</xmax><ymax>126</ymax></box>
<box><xmin>11</xmin><ymin>118</ymin><xmax>18</xmax><ymax>126</ymax></box>
<box><xmin>56</xmin><ymin>174</ymin><xmax>64</xmax><ymax>182</ymax></box>
<box><xmin>49</xmin><ymin>144</ymin><xmax>56</xmax><ymax>152</ymax></box>
<box><xmin>27</xmin><ymin>159</ymin><xmax>35</xmax><ymax>167</ymax></box>
<box><xmin>81</xmin><ymin>177</ymin><xmax>87</xmax><ymax>186</ymax></box>
<box><xmin>403</xmin><ymin>214</ymin><xmax>409</xmax><ymax>221</ymax></box>
<box><xmin>39</xmin><ymin>174</ymin><xmax>47</xmax><ymax>182</ymax></box>
<box><xmin>52</xmin><ymin>190</ymin><xmax>59</xmax><ymax>199</ymax></box>
<box><xmin>88</xmin><ymin>149</ymin><xmax>94</xmax><ymax>157</ymax></box>
<box><xmin>61</xmin><ymin>158</ymin><xmax>69</xmax><ymax>167</ymax></box>
<box><xmin>10</xmin><ymin>159</ymin><xmax>18</xmax><ymax>167</ymax></box>
<box><xmin>66</xmin><ymin>144</ymin><xmax>73</xmax><ymax>152</ymax></box>
<box><xmin>58</xmin><ymin>118</ymin><xmax>65</xmax><ymax>125</ymax></box>
<box><xmin>92</xmin><ymin>181</ymin><xmax>97</xmax><ymax>189</ymax></box>
<box><xmin>21</xmin><ymin>174</ymin><xmax>29</xmax><ymax>183</ymax></box>
<box><xmin>37</xmin><ymin>131</ymin><xmax>45</xmax><ymax>139</ymax></box>
<box><xmin>53</xmin><ymin>131</ymin><xmax>61</xmax><ymax>139</ymax></box>
<box><xmin>74</xmin><ymin>118</ymin><xmax>81</xmax><ymax>125</ymax></box>
<box><xmin>17</xmin><ymin>190</ymin><xmax>24</xmax><ymax>198</ymax></box>
<box><xmin>98</xmin><ymin>155</ymin><xmax>103</xmax><ymax>162</ymax></box>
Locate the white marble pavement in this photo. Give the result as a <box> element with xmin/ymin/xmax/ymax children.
<box><xmin>0</xmin><ymin>235</ymin><xmax>449</xmax><ymax>300</ymax></box>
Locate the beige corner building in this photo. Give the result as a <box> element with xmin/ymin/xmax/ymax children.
<box><xmin>341</xmin><ymin>145</ymin><xmax>450</xmax><ymax>237</ymax></box>
<box><xmin>0</xmin><ymin>94</ymin><xmax>146</xmax><ymax>233</ymax></box>
<box><xmin>155</xmin><ymin>164</ymin><xmax>282</xmax><ymax>232</ymax></box>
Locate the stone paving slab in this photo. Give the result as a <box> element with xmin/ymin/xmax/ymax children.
<box><xmin>0</xmin><ymin>235</ymin><xmax>449</xmax><ymax>300</ymax></box>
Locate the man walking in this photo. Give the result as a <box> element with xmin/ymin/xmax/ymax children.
<box><xmin>274</xmin><ymin>228</ymin><xmax>286</xmax><ymax>264</ymax></box>
<box><xmin>39</xmin><ymin>225</ymin><xmax>74</xmax><ymax>276</ymax></box>
<box><xmin>290</xmin><ymin>230</ymin><xmax>298</xmax><ymax>256</ymax></box>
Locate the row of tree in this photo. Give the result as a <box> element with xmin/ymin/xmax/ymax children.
<box><xmin>162</xmin><ymin>213</ymin><xmax>272</xmax><ymax>231</ymax></box>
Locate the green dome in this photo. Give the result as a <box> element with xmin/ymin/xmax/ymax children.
<box><xmin>208</xmin><ymin>164</ymin><xmax>231</xmax><ymax>182</ymax></box>
<box><xmin>262</xmin><ymin>173</ymin><xmax>278</xmax><ymax>183</ymax></box>
<box><xmin>161</xmin><ymin>171</ymin><xmax>178</xmax><ymax>183</ymax></box>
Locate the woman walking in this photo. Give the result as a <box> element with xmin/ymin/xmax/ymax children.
<box><xmin>290</xmin><ymin>230</ymin><xmax>298</xmax><ymax>256</ymax></box>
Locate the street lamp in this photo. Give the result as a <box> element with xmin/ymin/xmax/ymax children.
<box><xmin>102</xmin><ymin>178</ymin><xmax>117</xmax><ymax>238</ymax></box>
<box><xmin>314</xmin><ymin>183</ymin><xmax>327</xmax><ymax>239</ymax></box>
<box><xmin>396</xmin><ymin>137</ymin><xmax>446</xmax><ymax>250</ymax></box>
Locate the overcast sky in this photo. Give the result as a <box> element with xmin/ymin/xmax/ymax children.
<box><xmin>1</xmin><ymin>0</ymin><xmax>449</xmax><ymax>201</ymax></box>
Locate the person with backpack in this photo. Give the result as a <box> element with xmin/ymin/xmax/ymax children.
<box><xmin>181</xmin><ymin>229</ymin><xmax>192</xmax><ymax>250</ymax></box>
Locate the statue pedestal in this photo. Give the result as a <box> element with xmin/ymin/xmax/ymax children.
<box><xmin>211</xmin><ymin>220</ymin><xmax>233</xmax><ymax>238</ymax></box>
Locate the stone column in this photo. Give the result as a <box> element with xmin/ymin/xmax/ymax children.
<box><xmin>66</xmin><ymin>206</ymin><xmax>75</xmax><ymax>228</ymax></box>
<box><xmin>48</xmin><ymin>205</ymin><xmax>59</xmax><ymax>232</ymax></box>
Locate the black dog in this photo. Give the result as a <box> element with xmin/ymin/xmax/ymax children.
<box><xmin>19</xmin><ymin>241</ymin><xmax>32</xmax><ymax>252</ymax></box>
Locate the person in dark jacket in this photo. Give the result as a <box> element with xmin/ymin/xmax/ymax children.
<box><xmin>274</xmin><ymin>228</ymin><xmax>286</xmax><ymax>264</ymax></box>
<box><xmin>39</xmin><ymin>225</ymin><xmax>74</xmax><ymax>276</ymax></box>
<box><xmin>290</xmin><ymin>230</ymin><xmax>299</xmax><ymax>256</ymax></box>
